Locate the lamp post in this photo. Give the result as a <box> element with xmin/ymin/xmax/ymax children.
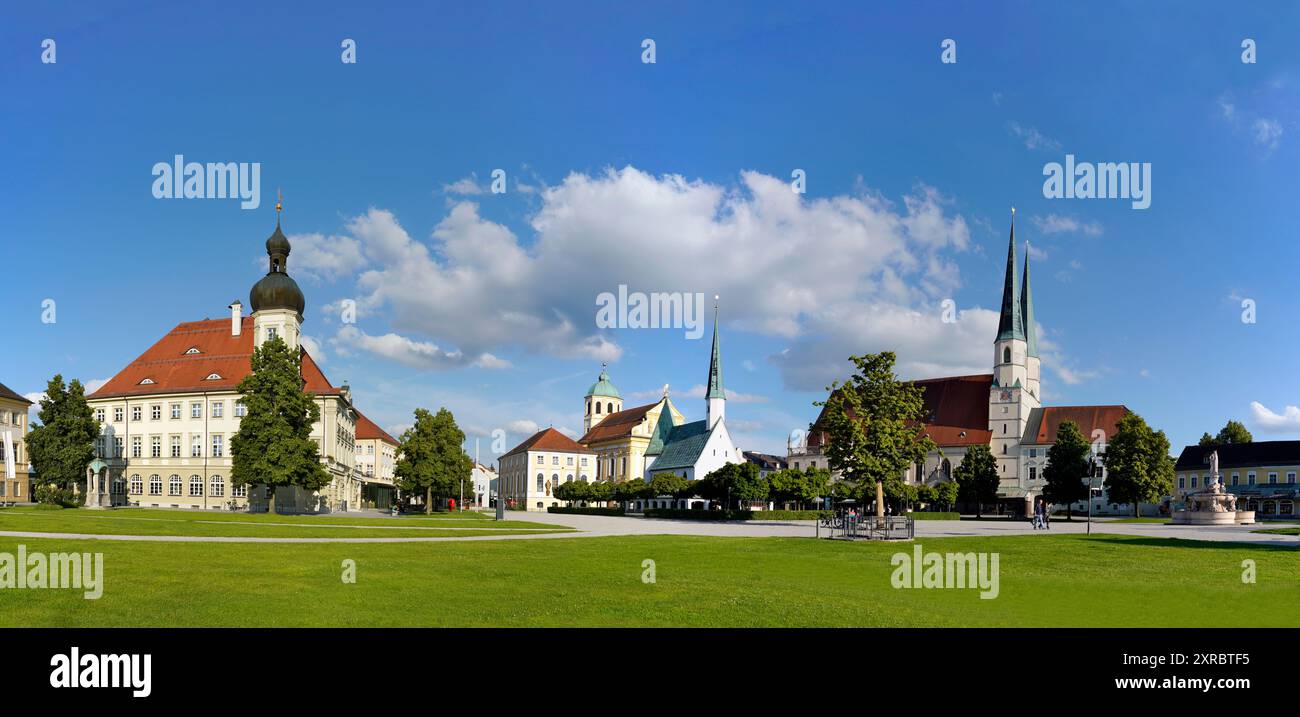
<box><xmin>1085</xmin><ymin>453</ymin><xmax>1098</xmax><ymax>535</ymax></box>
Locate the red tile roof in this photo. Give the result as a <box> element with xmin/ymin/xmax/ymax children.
<box><xmin>577</xmin><ymin>402</ymin><xmax>658</xmax><ymax>444</ymax></box>
<box><xmin>89</xmin><ymin>317</ymin><xmax>340</xmax><ymax>399</ymax></box>
<box><xmin>0</xmin><ymin>382</ymin><xmax>33</xmax><ymax>405</ymax></box>
<box><xmin>808</xmin><ymin>374</ymin><xmax>994</xmax><ymax>449</ymax></box>
<box><xmin>503</xmin><ymin>427</ymin><xmax>596</xmax><ymax>458</ymax></box>
<box><xmin>355</xmin><ymin>410</ymin><xmax>399</xmax><ymax>445</ymax></box>
<box><xmin>1024</xmin><ymin>406</ymin><xmax>1129</xmax><ymax>445</ymax></box>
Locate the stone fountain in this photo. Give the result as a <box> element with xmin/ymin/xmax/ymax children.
<box><xmin>1171</xmin><ymin>450</ymin><xmax>1255</xmax><ymax>525</ymax></box>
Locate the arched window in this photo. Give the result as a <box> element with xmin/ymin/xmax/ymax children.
<box><xmin>189</xmin><ymin>475</ymin><xmax>203</xmax><ymax>497</ymax></box>
<box><xmin>1003</xmin><ymin>347</ymin><xmax>1010</xmax><ymax>363</ymax></box>
<box><xmin>941</xmin><ymin>459</ymin><xmax>951</xmax><ymax>479</ymax></box>
<box><xmin>586</xmin><ymin>400</ymin><xmax>591</xmax><ymax>414</ymax></box>
<box><xmin>566</xmin><ymin>474</ymin><xmax>573</xmax><ymax>483</ymax></box>
<box><xmin>595</xmin><ymin>402</ymin><xmax>601</xmax><ymax>414</ymax></box>
<box><xmin>130</xmin><ymin>474</ymin><xmax>142</xmax><ymax>495</ymax></box>
<box><xmin>1002</xmin><ymin>445</ymin><xmax>1007</xmax><ymax>455</ymax></box>
<box><xmin>169</xmin><ymin>474</ymin><xmax>182</xmax><ymax>496</ymax></box>
<box><xmin>149</xmin><ymin>474</ymin><xmax>162</xmax><ymax>495</ymax></box>
<box><xmin>606</xmin><ymin>402</ymin><xmax>613</xmax><ymax>414</ymax></box>
<box><xmin>536</xmin><ymin>473</ymin><xmax>544</xmax><ymax>492</ymax></box>
<box><xmin>580</xmin><ymin>474</ymin><xmax>589</xmax><ymax>483</ymax></box>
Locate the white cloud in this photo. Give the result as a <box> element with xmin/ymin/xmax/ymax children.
<box><xmin>318</xmin><ymin>167</ymin><xmax>1061</xmax><ymax>392</ymax></box>
<box><xmin>1253</xmin><ymin>117</ymin><xmax>1283</xmax><ymax>150</ymax></box>
<box><xmin>331</xmin><ymin>325</ymin><xmax>509</xmax><ymax>370</ymax></box>
<box><xmin>627</xmin><ymin>385</ymin><xmax>768</xmax><ymax>403</ymax></box>
<box><xmin>442</xmin><ymin>174</ymin><xmax>485</xmax><ymax>196</ymax></box>
<box><xmin>1031</xmin><ymin>214</ymin><xmax>1103</xmax><ymax>237</ymax></box>
<box><xmin>301</xmin><ymin>334</ymin><xmax>325</xmax><ymax>363</ymax></box>
<box><xmin>1006</xmin><ymin>122</ymin><xmax>1062</xmax><ymax>152</ymax></box>
<box><xmin>281</xmin><ymin>233</ymin><xmax>365</xmax><ymax>282</ymax></box>
<box><xmin>1250</xmin><ymin>401</ymin><xmax>1300</xmax><ymax>433</ymax></box>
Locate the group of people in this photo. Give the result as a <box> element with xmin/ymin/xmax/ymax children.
<box><xmin>1031</xmin><ymin>498</ymin><xmax>1052</xmax><ymax>530</ymax></box>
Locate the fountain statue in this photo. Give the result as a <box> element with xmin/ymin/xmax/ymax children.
<box><xmin>1171</xmin><ymin>450</ymin><xmax>1255</xmax><ymax>525</ymax></box>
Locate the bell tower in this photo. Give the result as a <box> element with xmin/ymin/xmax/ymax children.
<box><xmin>989</xmin><ymin>209</ymin><xmax>1039</xmax><ymax>489</ymax></box>
<box><xmin>249</xmin><ymin>193</ymin><xmax>306</xmax><ymax>351</ymax></box>
<box><xmin>583</xmin><ymin>365</ymin><xmax>623</xmax><ymax>433</ymax></box>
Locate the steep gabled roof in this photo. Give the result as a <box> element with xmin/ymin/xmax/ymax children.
<box><xmin>355</xmin><ymin>410</ymin><xmax>399</xmax><ymax>446</ymax></box>
<box><xmin>808</xmin><ymin>374</ymin><xmax>993</xmax><ymax>449</ymax></box>
<box><xmin>578</xmin><ymin>402</ymin><xmax>659</xmax><ymax>444</ymax></box>
<box><xmin>0</xmin><ymin>382</ymin><xmax>33</xmax><ymax>405</ymax></box>
<box><xmin>647</xmin><ymin>420</ymin><xmax>712</xmax><ymax>471</ymax></box>
<box><xmin>744</xmin><ymin>451</ymin><xmax>787</xmax><ymax>471</ymax></box>
<box><xmin>503</xmin><ymin>427</ymin><xmax>596</xmax><ymax>459</ymax></box>
<box><xmin>89</xmin><ymin>317</ymin><xmax>340</xmax><ymax>399</ymax></box>
<box><xmin>1022</xmin><ymin>405</ymin><xmax>1129</xmax><ymax>446</ymax></box>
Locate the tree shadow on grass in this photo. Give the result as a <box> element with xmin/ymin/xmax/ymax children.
<box><xmin>1082</xmin><ymin>535</ymin><xmax>1300</xmax><ymax>552</ymax></box>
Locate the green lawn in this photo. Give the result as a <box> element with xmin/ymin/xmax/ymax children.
<box><xmin>0</xmin><ymin>532</ymin><xmax>1295</xmax><ymax>627</ymax></box>
<box><xmin>1254</xmin><ymin>527</ymin><xmax>1300</xmax><ymax>536</ymax></box>
<box><xmin>0</xmin><ymin>506</ymin><xmax>569</xmax><ymax>538</ymax></box>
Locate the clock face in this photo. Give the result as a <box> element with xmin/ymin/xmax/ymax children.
<box><xmin>999</xmin><ymin>390</ymin><xmax>1012</xmax><ymax>401</ymax></box>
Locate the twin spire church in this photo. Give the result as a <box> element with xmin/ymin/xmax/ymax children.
<box><xmin>794</xmin><ymin>214</ymin><xmax>1129</xmax><ymax>514</ymax></box>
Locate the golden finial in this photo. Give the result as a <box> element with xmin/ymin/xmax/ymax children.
<box><xmin>276</xmin><ymin>188</ymin><xmax>283</xmax><ymax>214</ymax></box>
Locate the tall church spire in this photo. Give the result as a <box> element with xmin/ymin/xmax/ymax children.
<box><xmin>996</xmin><ymin>209</ymin><xmax>1024</xmax><ymax>342</ymax></box>
<box><xmin>706</xmin><ymin>297</ymin><xmax>725</xmax><ymax>429</ymax></box>
<box><xmin>1020</xmin><ymin>241</ymin><xmax>1038</xmax><ymax>357</ymax></box>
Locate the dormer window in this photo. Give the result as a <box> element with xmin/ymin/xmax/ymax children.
<box><xmin>204</xmin><ymin>373</ymin><xmax>223</xmax><ymax>381</ymax></box>
<box><xmin>184</xmin><ymin>347</ymin><xmax>202</xmax><ymax>355</ymax></box>
<box><xmin>138</xmin><ymin>378</ymin><xmax>155</xmax><ymax>385</ymax></box>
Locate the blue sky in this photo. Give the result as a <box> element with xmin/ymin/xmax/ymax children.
<box><xmin>4</xmin><ymin>1</ymin><xmax>1300</xmax><ymax>460</ymax></box>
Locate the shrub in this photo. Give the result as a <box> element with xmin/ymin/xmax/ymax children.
<box><xmin>34</xmin><ymin>483</ymin><xmax>80</xmax><ymax>508</ymax></box>
<box><xmin>644</xmin><ymin>508</ymin><xmax>753</xmax><ymax>521</ymax></box>
<box><xmin>908</xmin><ymin>511</ymin><xmax>960</xmax><ymax>520</ymax></box>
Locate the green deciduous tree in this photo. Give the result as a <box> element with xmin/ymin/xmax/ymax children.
<box><xmin>1042</xmin><ymin>420</ymin><xmax>1090</xmax><ymax>519</ymax></box>
<box><xmin>231</xmin><ymin>337</ymin><xmax>330</xmax><ymax>514</ymax></box>
<box><xmin>814</xmin><ymin>352</ymin><xmax>936</xmax><ymax>513</ymax></box>
<box><xmin>26</xmin><ymin>374</ymin><xmax>99</xmax><ymax>502</ymax></box>
<box><xmin>768</xmin><ymin>467</ymin><xmax>830</xmax><ymax>510</ymax></box>
<box><xmin>613</xmin><ymin>477</ymin><xmax>650</xmax><ymax>503</ymax></box>
<box><xmin>1105</xmin><ymin>412</ymin><xmax>1175</xmax><ymax>517</ymax></box>
<box><xmin>934</xmin><ymin>480</ymin><xmax>960</xmax><ymax>512</ymax></box>
<box><xmin>1198</xmin><ymin>420</ymin><xmax>1252</xmax><ymax>446</ymax></box>
<box><xmin>954</xmin><ymin>443</ymin><xmax>998</xmax><ymax>518</ymax></box>
<box><xmin>698</xmin><ymin>462</ymin><xmax>767</xmax><ymax>510</ymax></box>
<box><xmin>395</xmin><ymin>407</ymin><xmax>473</xmax><ymax>514</ymax></box>
<box><xmin>648</xmin><ymin>472</ymin><xmax>691</xmax><ymax>499</ymax></box>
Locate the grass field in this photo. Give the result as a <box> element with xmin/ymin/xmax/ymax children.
<box><xmin>0</xmin><ymin>524</ymin><xmax>1296</xmax><ymax>627</ymax></box>
<box><xmin>0</xmin><ymin>506</ymin><xmax>570</xmax><ymax>538</ymax></box>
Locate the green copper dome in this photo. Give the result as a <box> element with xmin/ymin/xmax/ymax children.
<box><xmin>585</xmin><ymin>367</ymin><xmax>621</xmax><ymax>399</ymax></box>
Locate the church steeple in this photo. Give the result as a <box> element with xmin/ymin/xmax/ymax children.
<box><xmin>1020</xmin><ymin>241</ymin><xmax>1038</xmax><ymax>358</ymax></box>
<box><xmin>706</xmin><ymin>297</ymin><xmax>725</xmax><ymax>429</ymax></box>
<box><xmin>996</xmin><ymin>209</ymin><xmax>1024</xmax><ymax>342</ymax></box>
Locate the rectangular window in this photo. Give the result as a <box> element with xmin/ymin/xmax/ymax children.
<box><xmin>113</xmin><ymin>437</ymin><xmax>123</xmax><ymax>458</ymax></box>
<box><xmin>267</xmin><ymin>327</ymin><xmax>278</xmax><ymax>340</ymax></box>
<box><xmin>171</xmin><ymin>435</ymin><xmax>182</xmax><ymax>458</ymax></box>
<box><xmin>567</xmin><ymin>456</ymin><xmax>574</xmax><ymax>466</ymax></box>
<box><xmin>114</xmin><ymin>407</ymin><xmax>124</xmax><ymax>422</ymax></box>
<box><xmin>151</xmin><ymin>404</ymin><xmax>161</xmax><ymax>420</ymax></box>
<box><xmin>211</xmin><ymin>435</ymin><xmax>224</xmax><ymax>458</ymax></box>
<box><xmin>131</xmin><ymin>436</ymin><xmax>142</xmax><ymax>458</ymax></box>
<box><xmin>1190</xmin><ymin>475</ymin><xmax>1198</xmax><ymax>488</ymax></box>
<box><xmin>150</xmin><ymin>436</ymin><xmax>161</xmax><ymax>458</ymax></box>
<box><xmin>552</xmin><ymin>456</ymin><xmax>559</xmax><ymax>465</ymax></box>
<box><xmin>234</xmin><ymin>401</ymin><xmax>246</xmax><ymax>418</ymax></box>
<box><xmin>212</xmin><ymin>401</ymin><xmax>224</xmax><ymax>418</ymax></box>
<box><xmin>210</xmin><ymin>476</ymin><xmax>225</xmax><ymax>497</ymax></box>
<box><xmin>191</xmin><ymin>435</ymin><xmax>203</xmax><ymax>458</ymax></box>
<box><xmin>171</xmin><ymin>403</ymin><xmax>181</xmax><ymax>419</ymax></box>
<box><xmin>232</xmin><ymin>484</ymin><xmax>247</xmax><ymax>498</ymax></box>
<box><xmin>1269</xmin><ymin>472</ymin><xmax>1278</xmax><ymax>484</ymax></box>
<box><xmin>536</xmin><ymin>455</ymin><xmax>543</xmax><ymax>464</ymax></box>
<box><xmin>1178</xmin><ymin>476</ymin><xmax>1185</xmax><ymax>490</ymax></box>
<box><xmin>191</xmin><ymin>403</ymin><xmax>202</xmax><ymax>419</ymax></box>
<box><xmin>1248</xmin><ymin>472</ymin><xmax>1256</xmax><ymax>486</ymax></box>
<box><xmin>581</xmin><ymin>457</ymin><xmax>588</xmax><ymax>466</ymax></box>
<box><xmin>1231</xmin><ymin>473</ymin><xmax>1240</xmax><ymax>486</ymax></box>
<box><xmin>95</xmin><ymin>408</ymin><xmax>105</xmax><ymax>423</ymax></box>
<box><xmin>1289</xmin><ymin>472</ymin><xmax>1297</xmax><ymax>484</ymax></box>
<box><xmin>131</xmin><ymin>406</ymin><xmax>142</xmax><ymax>421</ymax></box>
<box><xmin>1028</xmin><ymin>467</ymin><xmax>1037</xmax><ymax>482</ymax></box>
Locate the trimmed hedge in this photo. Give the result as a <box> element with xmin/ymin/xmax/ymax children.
<box><xmin>642</xmin><ymin>508</ymin><xmax>830</xmax><ymax>521</ymax></box>
<box><xmin>547</xmin><ymin>506</ymin><xmax>625</xmax><ymax>516</ymax></box>
<box><xmin>644</xmin><ymin>508</ymin><xmax>752</xmax><ymax>521</ymax></box>
<box><xmin>908</xmin><ymin>511</ymin><xmax>960</xmax><ymax>520</ymax></box>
